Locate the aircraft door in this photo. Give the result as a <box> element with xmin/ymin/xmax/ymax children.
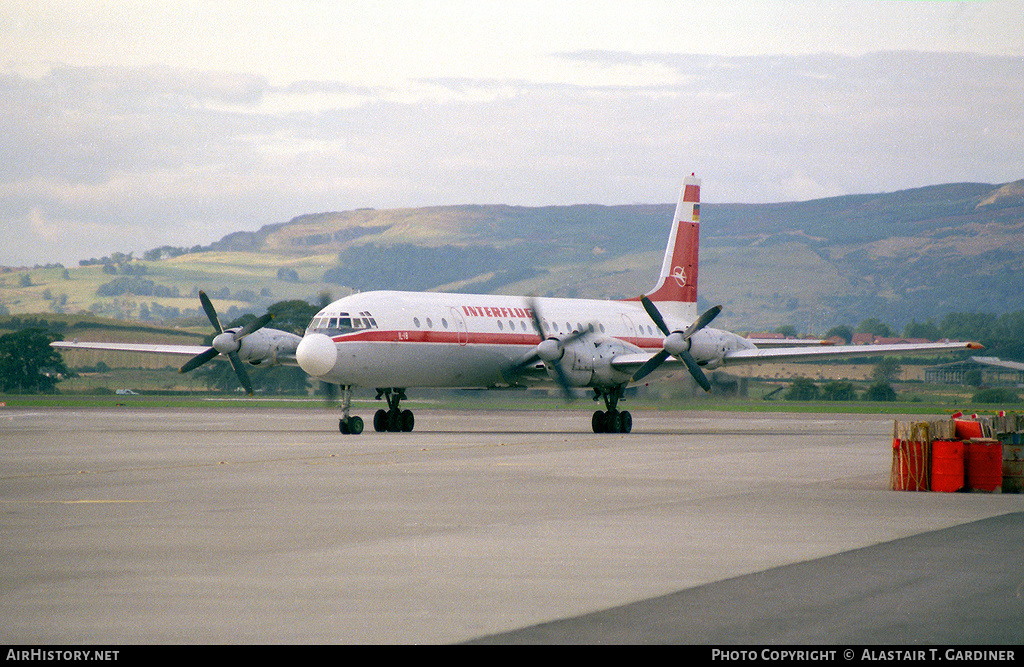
<box><xmin>450</xmin><ymin>307</ymin><xmax>468</xmax><ymax>345</ymax></box>
<box><xmin>620</xmin><ymin>313</ymin><xmax>637</xmax><ymax>341</ymax></box>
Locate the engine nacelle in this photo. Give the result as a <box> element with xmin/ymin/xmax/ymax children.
<box><xmin>236</xmin><ymin>329</ymin><xmax>275</xmax><ymax>365</ymax></box>
<box><xmin>550</xmin><ymin>340</ymin><xmax>594</xmax><ymax>387</ymax></box>
<box><xmin>687</xmin><ymin>328</ymin><xmax>752</xmax><ymax>370</ymax></box>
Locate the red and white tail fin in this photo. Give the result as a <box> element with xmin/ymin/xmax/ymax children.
<box><xmin>635</xmin><ymin>174</ymin><xmax>700</xmax><ymax>320</ymax></box>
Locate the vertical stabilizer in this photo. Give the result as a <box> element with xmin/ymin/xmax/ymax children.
<box><xmin>634</xmin><ymin>174</ymin><xmax>700</xmax><ymax>321</ymax></box>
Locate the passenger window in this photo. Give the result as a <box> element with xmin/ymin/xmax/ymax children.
<box><xmin>413</xmin><ymin>317</ymin><xmax>420</xmax><ymax>328</ymax></box>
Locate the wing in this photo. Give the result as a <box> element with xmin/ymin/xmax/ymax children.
<box><xmin>52</xmin><ymin>341</ymin><xmax>211</xmax><ymax>356</ymax></box>
<box><xmin>612</xmin><ymin>340</ymin><xmax>983</xmax><ymax>378</ymax></box>
<box><xmin>718</xmin><ymin>340</ymin><xmax>984</xmax><ymax>365</ymax></box>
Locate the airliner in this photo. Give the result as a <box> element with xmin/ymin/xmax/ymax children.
<box><xmin>53</xmin><ymin>174</ymin><xmax>981</xmax><ymax>434</ymax></box>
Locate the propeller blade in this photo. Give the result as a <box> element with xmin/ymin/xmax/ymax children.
<box><xmin>682</xmin><ymin>304</ymin><xmax>722</xmax><ymax>339</ymax></box>
<box><xmin>631</xmin><ymin>349</ymin><xmax>670</xmax><ymax>383</ymax></box>
<box><xmin>198</xmin><ymin>290</ymin><xmax>223</xmax><ymax>333</ymax></box>
<box><xmin>227</xmin><ymin>351</ymin><xmax>254</xmax><ymax>396</ymax></box>
<box><xmin>526</xmin><ymin>297</ymin><xmax>546</xmax><ymax>337</ymax></box>
<box><xmin>679</xmin><ymin>350</ymin><xmax>712</xmax><ymax>392</ymax></box>
<box><xmin>551</xmin><ymin>358</ymin><xmax>575</xmax><ymax>402</ymax></box>
<box><xmin>320</xmin><ymin>381</ymin><xmax>338</xmax><ymax>406</ymax></box>
<box><xmin>180</xmin><ymin>346</ymin><xmax>219</xmax><ymax>374</ymax></box>
<box><xmin>640</xmin><ymin>295</ymin><xmax>670</xmax><ymax>336</ymax></box>
<box><xmin>234</xmin><ymin>312</ymin><xmax>274</xmax><ymax>340</ymax></box>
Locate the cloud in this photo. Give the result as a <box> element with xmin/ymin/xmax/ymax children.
<box><xmin>1</xmin><ymin>52</ymin><xmax>1022</xmax><ymax>266</ymax></box>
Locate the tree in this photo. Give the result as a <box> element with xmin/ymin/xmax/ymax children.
<box><xmin>774</xmin><ymin>325</ymin><xmax>797</xmax><ymax>338</ymax></box>
<box><xmin>267</xmin><ymin>299</ymin><xmax>321</xmax><ymax>335</ymax></box>
<box><xmin>857</xmin><ymin>318</ymin><xmax>892</xmax><ymax>338</ymax></box>
<box><xmin>863</xmin><ymin>382</ymin><xmax>897</xmax><ymax>402</ymax></box>
<box><xmin>825</xmin><ymin>325</ymin><xmax>853</xmax><ymax>344</ymax></box>
<box><xmin>821</xmin><ymin>381</ymin><xmax>857</xmax><ymax>401</ymax></box>
<box><xmin>0</xmin><ymin>328</ymin><xmax>71</xmax><ymax>393</ymax></box>
<box><xmin>972</xmin><ymin>387</ymin><xmax>1019</xmax><ymax>404</ymax></box>
<box><xmin>903</xmin><ymin>319</ymin><xmax>940</xmax><ymax>341</ymax></box>
<box><xmin>871</xmin><ymin>357</ymin><xmax>903</xmax><ymax>383</ymax></box>
<box><xmin>785</xmin><ymin>377</ymin><xmax>819</xmax><ymax>401</ymax></box>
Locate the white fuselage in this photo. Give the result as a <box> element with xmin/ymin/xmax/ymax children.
<box><xmin>295</xmin><ymin>290</ymin><xmax>749</xmax><ymax>389</ymax></box>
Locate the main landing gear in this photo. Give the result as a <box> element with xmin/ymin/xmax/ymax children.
<box><xmin>591</xmin><ymin>385</ymin><xmax>632</xmax><ymax>433</ymax></box>
<box><xmin>373</xmin><ymin>388</ymin><xmax>415</xmax><ymax>432</ymax></box>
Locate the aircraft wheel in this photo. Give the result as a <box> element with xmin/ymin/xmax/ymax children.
<box><xmin>340</xmin><ymin>416</ymin><xmax>364</xmax><ymax>435</ymax></box>
<box><xmin>387</xmin><ymin>409</ymin><xmax>402</xmax><ymax>432</ymax></box>
<box><xmin>348</xmin><ymin>416</ymin><xmax>364</xmax><ymax>435</ymax></box>
<box><xmin>401</xmin><ymin>409</ymin><xmax>415</xmax><ymax>432</ymax></box>
<box><xmin>604</xmin><ymin>410</ymin><xmax>620</xmax><ymax>433</ymax></box>
<box><xmin>619</xmin><ymin>410</ymin><xmax>632</xmax><ymax>434</ymax></box>
<box><xmin>374</xmin><ymin>409</ymin><xmax>388</xmax><ymax>432</ymax></box>
<box><xmin>592</xmin><ymin>410</ymin><xmax>606</xmax><ymax>433</ymax></box>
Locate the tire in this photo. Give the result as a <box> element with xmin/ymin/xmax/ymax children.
<box><xmin>619</xmin><ymin>410</ymin><xmax>632</xmax><ymax>434</ymax></box>
<box><xmin>605</xmin><ymin>410</ymin><xmax>620</xmax><ymax>433</ymax></box>
<box><xmin>348</xmin><ymin>415</ymin><xmax>364</xmax><ymax>435</ymax></box>
<box><xmin>387</xmin><ymin>409</ymin><xmax>402</xmax><ymax>432</ymax></box>
<box><xmin>401</xmin><ymin>409</ymin><xmax>415</xmax><ymax>432</ymax></box>
<box><xmin>592</xmin><ymin>410</ymin><xmax>606</xmax><ymax>433</ymax></box>
<box><xmin>374</xmin><ymin>409</ymin><xmax>388</xmax><ymax>432</ymax></box>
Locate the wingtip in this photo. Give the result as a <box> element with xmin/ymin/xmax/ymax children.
<box><xmin>967</xmin><ymin>342</ymin><xmax>985</xmax><ymax>350</ymax></box>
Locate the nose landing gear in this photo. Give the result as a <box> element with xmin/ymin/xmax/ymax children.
<box><xmin>337</xmin><ymin>385</ymin><xmax>364</xmax><ymax>434</ymax></box>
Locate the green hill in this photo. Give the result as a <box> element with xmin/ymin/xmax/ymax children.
<box><xmin>2</xmin><ymin>179</ymin><xmax>1021</xmax><ymax>333</ymax></box>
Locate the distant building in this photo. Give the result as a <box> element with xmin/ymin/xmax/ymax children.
<box><xmin>925</xmin><ymin>356</ymin><xmax>1024</xmax><ymax>386</ymax></box>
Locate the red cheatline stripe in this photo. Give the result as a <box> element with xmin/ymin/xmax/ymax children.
<box><xmin>683</xmin><ymin>184</ymin><xmax>700</xmax><ymax>202</ymax></box>
<box><xmin>330</xmin><ymin>329</ymin><xmax>662</xmax><ymax>349</ymax></box>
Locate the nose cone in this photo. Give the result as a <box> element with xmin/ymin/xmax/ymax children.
<box><xmin>663</xmin><ymin>331</ymin><xmax>689</xmax><ymax>357</ymax></box>
<box><xmin>296</xmin><ymin>333</ymin><xmax>338</xmax><ymax>378</ymax></box>
<box><xmin>536</xmin><ymin>338</ymin><xmax>563</xmax><ymax>363</ymax></box>
<box><xmin>212</xmin><ymin>331</ymin><xmax>239</xmax><ymax>354</ymax></box>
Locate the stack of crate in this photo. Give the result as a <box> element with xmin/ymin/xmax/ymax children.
<box><xmin>891</xmin><ymin>413</ymin><xmax>1021</xmax><ymax>493</ymax></box>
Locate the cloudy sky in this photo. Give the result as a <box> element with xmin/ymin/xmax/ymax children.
<box><xmin>2</xmin><ymin>1</ymin><xmax>1022</xmax><ymax>267</ymax></box>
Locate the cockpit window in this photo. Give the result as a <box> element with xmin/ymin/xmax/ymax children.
<box><xmin>307</xmin><ymin>310</ymin><xmax>379</xmax><ymax>336</ymax></box>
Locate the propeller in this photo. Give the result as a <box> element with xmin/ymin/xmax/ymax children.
<box><xmin>319</xmin><ymin>381</ymin><xmax>338</xmax><ymax>406</ymax></box>
<box><xmin>631</xmin><ymin>295</ymin><xmax>722</xmax><ymax>391</ymax></box>
<box><xmin>179</xmin><ymin>290</ymin><xmax>274</xmax><ymax>395</ymax></box>
<box><xmin>511</xmin><ymin>298</ymin><xmax>590</xmax><ymax>401</ymax></box>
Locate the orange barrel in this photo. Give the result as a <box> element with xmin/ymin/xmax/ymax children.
<box><xmin>893</xmin><ymin>439</ymin><xmax>928</xmax><ymax>491</ymax></box>
<box><xmin>965</xmin><ymin>438</ymin><xmax>1002</xmax><ymax>492</ymax></box>
<box><xmin>954</xmin><ymin>419</ymin><xmax>984</xmax><ymax>439</ymax></box>
<box><xmin>1000</xmin><ymin>434</ymin><xmax>1023</xmax><ymax>494</ymax></box>
<box><xmin>930</xmin><ymin>439</ymin><xmax>964</xmax><ymax>493</ymax></box>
